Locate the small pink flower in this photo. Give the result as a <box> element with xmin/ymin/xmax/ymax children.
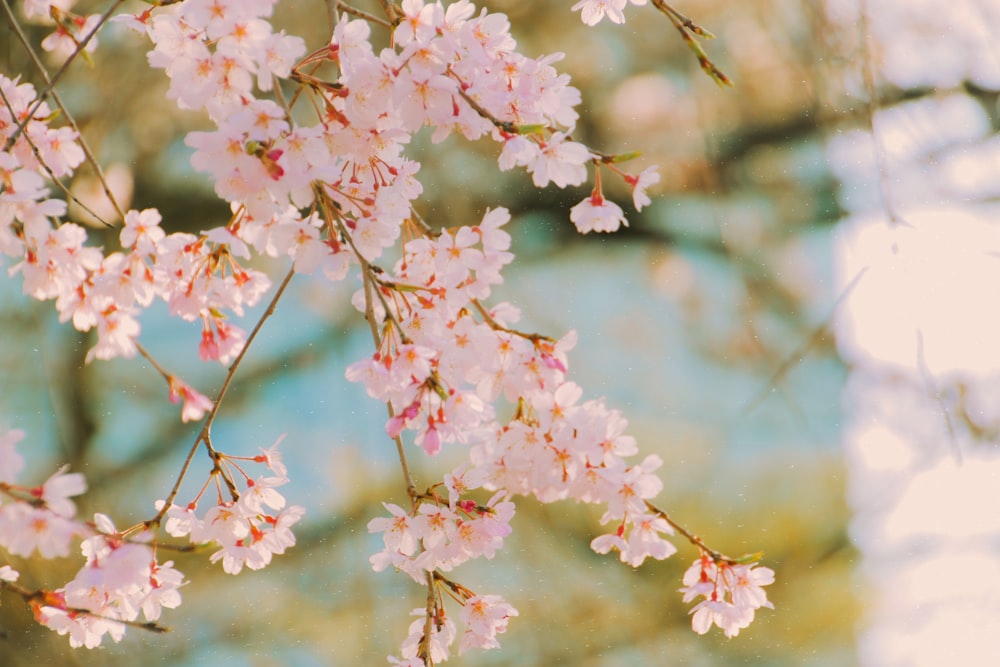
<box><xmin>167</xmin><ymin>376</ymin><xmax>213</xmax><ymax>423</ymax></box>
<box><xmin>625</xmin><ymin>166</ymin><xmax>660</xmax><ymax>211</ymax></box>
<box><xmin>570</xmin><ymin>192</ymin><xmax>628</xmax><ymax>234</ymax></box>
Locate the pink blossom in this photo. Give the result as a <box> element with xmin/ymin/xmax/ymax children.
<box><xmin>167</xmin><ymin>376</ymin><xmax>214</xmax><ymax>423</ymax></box>
<box><xmin>626</xmin><ymin>165</ymin><xmax>660</xmax><ymax>211</ymax></box>
<box><xmin>571</xmin><ymin>0</ymin><xmax>628</xmax><ymax>26</ymax></box>
<box><xmin>526</xmin><ymin>133</ymin><xmax>590</xmax><ymax>188</ymax></box>
<box><xmin>38</xmin><ymin>466</ymin><xmax>87</xmax><ymax>517</ymax></box>
<box><xmin>0</xmin><ymin>503</ymin><xmax>82</xmax><ymax>558</ymax></box>
<box><xmin>368</xmin><ymin>503</ymin><xmax>420</xmax><ymax>557</ymax></box>
<box><xmin>679</xmin><ymin>556</ymin><xmax>775</xmax><ymax>637</ymax></box>
<box><xmin>459</xmin><ymin>594</ymin><xmax>517</xmax><ymax>653</ymax></box>
<box><xmin>120</xmin><ymin>208</ymin><xmax>165</xmax><ymax>253</ymax></box>
<box><xmin>570</xmin><ymin>192</ymin><xmax>628</xmax><ymax>234</ymax></box>
<box><xmin>40</xmin><ymin>14</ymin><xmax>101</xmax><ymax>61</ymax></box>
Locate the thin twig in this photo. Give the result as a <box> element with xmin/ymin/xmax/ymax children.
<box><xmin>148</xmin><ymin>266</ymin><xmax>296</xmax><ymax>524</ymax></box>
<box><xmin>645</xmin><ymin>500</ymin><xmax>735</xmax><ymax>563</ymax></box>
<box><xmin>361</xmin><ymin>256</ymin><xmax>419</xmax><ymax>500</ymax></box>
<box><xmin>915</xmin><ymin>330</ymin><xmax>963</xmax><ymax>464</ymax></box>
<box><xmin>136</xmin><ymin>341</ymin><xmax>172</xmax><ymax>381</ymax></box>
<box><xmin>321</xmin><ymin>191</ymin><xmax>420</xmax><ymax>501</ymax></box>
<box><xmin>337</xmin><ymin>1</ymin><xmax>394</xmax><ymax>29</ymax></box>
<box><xmin>326</xmin><ymin>0</ymin><xmax>339</xmax><ymax>36</ymax></box>
<box><xmin>376</xmin><ymin>0</ymin><xmax>402</xmax><ymax>25</ymax></box>
<box><xmin>740</xmin><ymin>267</ymin><xmax>868</xmax><ymax>416</ymax></box>
<box><xmin>0</xmin><ymin>580</ymin><xmax>170</xmax><ymax>633</ymax></box>
<box><xmin>0</xmin><ymin>78</ymin><xmax>113</xmax><ymax>225</ymax></box>
<box><xmin>859</xmin><ymin>0</ymin><xmax>908</xmax><ymax>230</ymax></box>
<box><xmin>472</xmin><ymin>299</ymin><xmax>555</xmax><ymax>343</ymax></box>
<box><xmin>650</xmin><ymin>0</ymin><xmax>732</xmax><ymax>87</ymax></box>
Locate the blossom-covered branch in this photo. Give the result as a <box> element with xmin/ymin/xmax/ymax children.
<box><xmin>0</xmin><ymin>0</ymin><xmax>770</xmax><ymax>660</ymax></box>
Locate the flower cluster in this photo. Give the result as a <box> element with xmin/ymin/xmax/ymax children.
<box><xmin>369</xmin><ymin>491</ymin><xmax>514</xmax><ymax>581</ymax></box>
<box><xmin>346</xmin><ymin>207</ymin><xmax>532</xmax><ymax>457</ymax></box>
<box><xmin>679</xmin><ymin>554</ymin><xmax>776</xmax><ymax>637</ymax></box>
<box><xmin>0</xmin><ymin>427</ymin><xmax>302</xmax><ymax>648</ymax></box>
<box><xmin>157</xmin><ymin>444</ymin><xmax>305</xmax><ymax>575</ymax></box>
<box><xmin>34</xmin><ymin>514</ymin><xmax>185</xmax><ymax>649</ymax></box>
<box><xmin>388</xmin><ymin>591</ymin><xmax>518</xmax><ymax>665</ymax></box>
<box><xmin>1</xmin><ymin>0</ymin><xmax>770</xmax><ymax>660</ymax></box>
<box><xmin>0</xmin><ymin>429</ymin><xmax>85</xmax><ymax>559</ymax></box>
<box><xmin>370</xmin><ymin>491</ymin><xmax>519</xmax><ymax>661</ymax></box>
<box><xmin>0</xmin><ymin>72</ymin><xmax>258</xmax><ymax>424</ymax></box>
<box><xmin>0</xmin><ymin>429</ymin><xmax>183</xmax><ymax>648</ymax></box>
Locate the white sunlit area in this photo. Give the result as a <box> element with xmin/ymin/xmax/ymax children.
<box><xmin>829</xmin><ymin>0</ymin><xmax>1000</xmax><ymax>664</ymax></box>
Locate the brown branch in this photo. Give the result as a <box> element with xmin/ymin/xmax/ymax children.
<box><xmin>376</xmin><ymin>0</ymin><xmax>402</xmax><ymax>26</ymax></box>
<box><xmin>0</xmin><ymin>580</ymin><xmax>170</xmax><ymax>633</ymax></box>
<box><xmin>420</xmin><ymin>570</ymin><xmax>437</xmax><ymax>666</ymax></box>
<box><xmin>644</xmin><ymin>500</ymin><xmax>732</xmax><ymax>563</ymax></box>
<box><xmin>452</xmin><ymin>82</ymin><xmax>521</xmax><ymax>135</ymax></box>
<box><xmin>472</xmin><ymin>299</ymin><xmax>555</xmax><ymax>344</ymax></box>
<box><xmin>859</xmin><ymin>0</ymin><xmax>910</xmax><ymax>228</ymax></box>
<box><xmin>337</xmin><ymin>1</ymin><xmax>394</xmax><ymax>29</ymax></box>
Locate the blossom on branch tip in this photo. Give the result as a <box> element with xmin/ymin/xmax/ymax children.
<box><xmin>570</xmin><ymin>192</ymin><xmax>628</xmax><ymax>234</ymax></box>
<box><xmin>459</xmin><ymin>594</ymin><xmax>517</xmax><ymax>653</ymax></box>
<box><xmin>626</xmin><ymin>166</ymin><xmax>660</xmax><ymax>211</ymax></box>
<box><xmin>526</xmin><ymin>133</ymin><xmax>590</xmax><ymax>188</ymax></box>
<box><xmin>167</xmin><ymin>376</ymin><xmax>214</xmax><ymax>423</ymax></box>
<box><xmin>679</xmin><ymin>556</ymin><xmax>775</xmax><ymax>637</ymax></box>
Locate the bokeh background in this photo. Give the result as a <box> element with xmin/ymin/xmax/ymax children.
<box><xmin>2</xmin><ymin>0</ymin><xmax>999</xmax><ymax>664</ymax></box>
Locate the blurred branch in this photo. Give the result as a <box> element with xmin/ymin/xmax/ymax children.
<box><xmin>86</xmin><ymin>322</ymin><xmax>350</xmax><ymax>492</ymax></box>
<box><xmin>740</xmin><ymin>267</ymin><xmax>867</xmax><ymax>417</ymax></box>
<box><xmin>859</xmin><ymin>0</ymin><xmax>909</xmax><ymax>229</ymax></box>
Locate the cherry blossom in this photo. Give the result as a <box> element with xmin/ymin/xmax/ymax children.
<box><xmin>570</xmin><ymin>191</ymin><xmax>629</xmax><ymax>233</ymax></box>
<box><xmin>626</xmin><ymin>165</ymin><xmax>660</xmax><ymax>211</ymax></box>
<box><xmin>679</xmin><ymin>555</ymin><xmax>775</xmax><ymax>637</ymax></box>
<box><xmin>571</xmin><ymin>0</ymin><xmax>628</xmax><ymax>26</ymax></box>
<box><xmin>167</xmin><ymin>376</ymin><xmax>214</xmax><ymax>423</ymax></box>
<box><xmin>571</xmin><ymin>0</ymin><xmax>649</xmax><ymax>25</ymax></box>
<box><xmin>459</xmin><ymin>594</ymin><xmax>517</xmax><ymax>653</ymax></box>
<box><xmin>0</xmin><ymin>0</ymin><xmax>773</xmax><ymax>657</ymax></box>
